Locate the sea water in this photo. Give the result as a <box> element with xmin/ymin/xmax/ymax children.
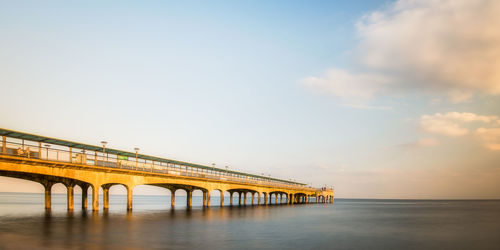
<box><xmin>0</xmin><ymin>193</ymin><xmax>499</xmax><ymax>249</ymax></box>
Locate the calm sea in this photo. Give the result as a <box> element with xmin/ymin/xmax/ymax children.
<box><xmin>0</xmin><ymin>192</ymin><xmax>499</xmax><ymax>249</ymax></box>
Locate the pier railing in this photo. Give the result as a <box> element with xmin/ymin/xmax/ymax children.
<box><xmin>1</xmin><ymin>136</ymin><xmax>313</xmax><ymax>191</ymax></box>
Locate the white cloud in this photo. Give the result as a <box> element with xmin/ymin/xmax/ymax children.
<box><xmin>302</xmin><ymin>68</ymin><xmax>389</xmax><ymax>102</ymax></box>
<box><xmin>476</xmin><ymin>128</ymin><xmax>500</xmax><ymax>151</ymax></box>
<box><xmin>398</xmin><ymin>137</ymin><xmax>439</xmax><ymax>149</ymax></box>
<box><xmin>420</xmin><ymin>112</ymin><xmax>500</xmax><ymax>151</ymax></box>
<box><xmin>304</xmin><ymin>0</ymin><xmax>500</xmax><ymax>104</ymax></box>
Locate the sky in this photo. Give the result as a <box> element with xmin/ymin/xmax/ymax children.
<box><xmin>1</xmin><ymin>0</ymin><xmax>499</xmax><ymax>199</ymax></box>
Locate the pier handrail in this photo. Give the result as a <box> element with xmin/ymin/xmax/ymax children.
<box><xmin>1</xmin><ymin>128</ymin><xmax>313</xmax><ymax>191</ymax></box>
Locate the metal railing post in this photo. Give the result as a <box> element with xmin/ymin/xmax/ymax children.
<box><xmin>2</xmin><ymin>136</ymin><xmax>6</xmax><ymax>154</ymax></box>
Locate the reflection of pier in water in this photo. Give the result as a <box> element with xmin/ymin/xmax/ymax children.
<box><xmin>0</xmin><ymin>128</ymin><xmax>334</xmax><ymax>211</ymax></box>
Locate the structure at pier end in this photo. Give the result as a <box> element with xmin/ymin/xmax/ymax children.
<box><xmin>0</xmin><ymin>128</ymin><xmax>334</xmax><ymax>211</ymax></box>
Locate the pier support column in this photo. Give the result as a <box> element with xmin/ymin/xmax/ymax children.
<box><xmin>170</xmin><ymin>189</ymin><xmax>176</xmax><ymax>207</ymax></box>
<box><xmin>207</xmin><ymin>192</ymin><xmax>211</xmax><ymax>207</ymax></box>
<box><xmin>92</xmin><ymin>185</ymin><xmax>99</xmax><ymax>211</ymax></box>
<box><xmin>102</xmin><ymin>184</ymin><xmax>111</xmax><ymax>210</ymax></box>
<box><xmin>43</xmin><ymin>182</ymin><xmax>54</xmax><ymax>210</ymax></box>
<box><xmin>220</xmin><ymin>191</ymin><xmax>224</xmax><ymax>207</ymax></box>
<box><xmin>280</xmin><ymin>194</ymin><xmax>283</xmax><ymax>204</ymax></box>
<box><xmin>264</xmin><ymin>193</ymin><xmax>268</xmax><ymax>205</ymax></box>
<box><xmin>186</xmin><ymin>190</ymin><xmax>193</xmax><ymax>207</ymax></box>
<box><xmin>251</xmin><ymin>193</ymin><xmax>255</xmax><ymax>205</ymax></box>
<box><xmin>290</xmin><ymin>194</ymin><xmax>294</xmax><ymax>205</ymax></box>
<box><xmin>127</xmin><ymin>187</ymin><xmax>133</xmax><ymax>211</ymax></box>
<box><xmin>81</xmin><ymin>184</ymin><xmax>89</xmax><ymax>210</ymax></box>
<box><xmin>230</xmin><ymin>192</ymin><xmax>233</xmax><ymax>206</ymax></box>
<box><xmin>257</xmin><ymin>193</ymin><xmax>261</xmax><ymax>205</ymax></box>
<box><xmin>203</xmin><ymin>191</ymin><xmax>207</xmax><ymax>207</ymax></box>
<box><xmin>238</xmin><ymin>192</ymin><xmax>242</xmax><ymax>205</ymax></box>
<box><xmin>243</xmin><ymin>193</ymin><xmax>247</xmax><ymax>206</ymax></box>
<box><xmin>66</xmin><ymin>184</ymin><xmax>74</xmax><ymax>210</ymax></box>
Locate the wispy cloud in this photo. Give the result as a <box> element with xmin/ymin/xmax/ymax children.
<box><xmin>303</xmin><ymin>0</ymin><xmax>500</xmax><ymax>104</ymax></box>
<box><xmin>419</xmin><ymin>112</ymin><xmax>500</xmax><ymax>151</ymax></box>
<box><xmin>397</xmin><ymin>137</ymin><xmax>439</xmax><ymax>150</ymax></box>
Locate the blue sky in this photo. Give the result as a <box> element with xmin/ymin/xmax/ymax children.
<box><xmin>1</xmin><ymin>0</ymin><xmax>499</xmax><ymax>198</ymax></box>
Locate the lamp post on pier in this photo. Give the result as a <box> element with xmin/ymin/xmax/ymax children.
<box><xmin>44</xmin><ymin>144</ymin><xmax>50</xmax><ymax>159</ymax></box>
<box><xmin>134</xmin><ymin>147</ymin><xmax>140</xmax><ymax>170</ymax></box>
<box><xmin>101</xmin><ymin>141</ymin><xmax>107</xmax><ymax>165</ymax></box>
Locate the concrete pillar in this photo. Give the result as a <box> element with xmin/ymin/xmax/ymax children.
<box><xmin>186</xmin><ymin>190</ymin><xmax>192</xmax><ymax>207</ymax></box>
<box><xmin>243</xmin><ymin>193</ymin><xmax>247</xmax><ymax>206</ymax></box>
<box><xmin>170</xmin><ymin>189</ymin><xmax>176</xmax><ymax>207</ymax></box>
<box><xmin>66</xmin><ymin>184</ymin><xmax>74</xmax><ymax>210</ymax></box>
<box><xmin>207</xmin><ymin>192</ymin><xmax>211</xmax><ymax>207</ymax></box>
<box><xmin>230</xmin><ymin>192</ymin><xmax>233</xmax><ymax>206</ymax></box>
<box><xmin>264</xmin><ymin>193</ymin><xmax>268</xmax><ymax>205</ymax></box>
<box><xmin>102</xmin><ymin>185</ymin><xmax>110</xmax><ymax>210</ymax></box>
<box><xmin>290</xmin><ymin>194</ymin><xmax>294</xmax><ymax>205</ymax></box>
<box><xmin>220</xmin><ymin>191</ymin><xmax>224</xmax><ymax>207</ymax></box>
<box><xmin>81</xmin><ymin>184</ymin><xmax>89</xmax><ymax>210</ymax></box>
<box><xmin>238</xmin><ymin>192</ymin><xmax>242</xmax><ymax>205</ymax></box>
<box><xmin>203</xmin><ymin>191</ymin><xmax>207</xmax><ymax>207</ymax></box>
<box><xmin>127</xmin><ymin>187</ymin><xmax>133</xmax><ymax>211</ymax></box>
<box><xmin>257</xmin><ymin>193</ymin><xmax>261</xmax><ymax>205</ymax></box>
<box><xmin>251</xmin><ymin>193</ymin><xmax>255</xmax><ymax>205</ymax></box>
<box><xmin>92</xmin><ymin>185</ymin><xmax>99</xmax><ymax>211</ymax></box>
<box><xmin>280</xmin><ymin>194</ymin><xmax>283</xmax><ymax>204</ymax></box>
<box><xmin>44</xmin><ymin>182</ymin><xmax>53</xmax><ymax>210</ymax></box>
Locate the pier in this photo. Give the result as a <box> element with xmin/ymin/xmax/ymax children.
<box><xmin>0</xmin><ymin>128</ymin><xmax>334</xmax><ymax>211</ymax></box>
